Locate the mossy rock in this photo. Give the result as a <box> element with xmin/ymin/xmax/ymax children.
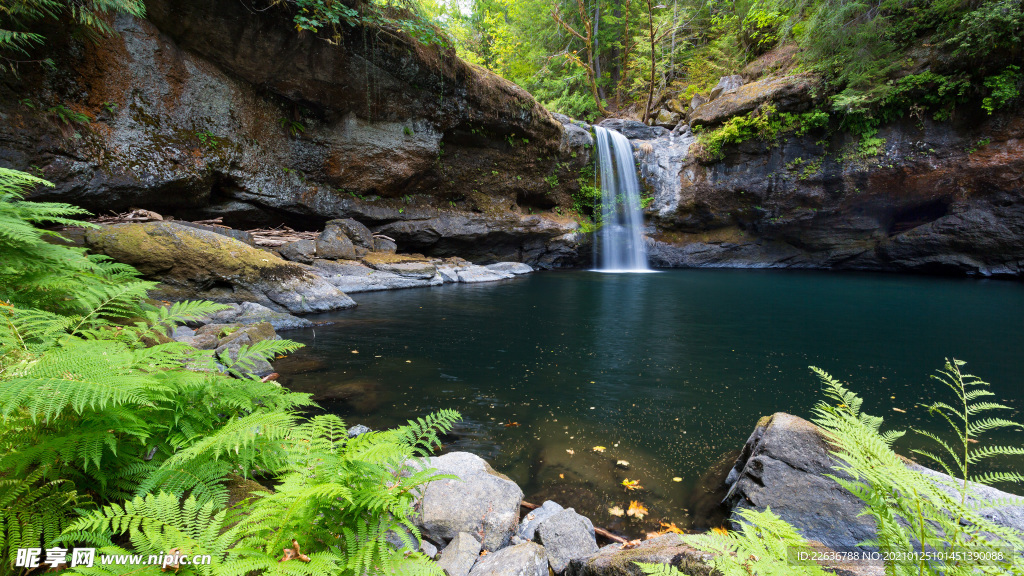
<box><xmin>86</xmin><ymin>222</ymin><xmax>355</xmax><ymax>314</ymax></box>
<box><xmin>566</xmin><ymin>535</ymin><xmax>717</xmax><ymax>576</ymax></box>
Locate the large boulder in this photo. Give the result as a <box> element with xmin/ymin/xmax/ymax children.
<box><xmin>536</xmin><ymin>508</ymin><xmax>600</xmax><ymax>574</ymax></box>
<box><xmin>518</xmin><ymin>501</ymin><xmax>564</xmax><ymax>541</ymax></box>
<box><xmin>566</xmin><ymin>535</ymin><xmax>715</xmax><ymax>576</ymax></box>
<box><xmin>654</xmin><ymin>109</ymin><xmax>682</xmax><ymax>128</ymax></box>
<box><xmin>85</xmin><ymin>222</ymin><xmax>355</xmax><ymax>314</ymax></box>
<box><xmin>722</xmin><ymin>412</ymin><xmax>1024</xmax><ymax>551</ymax></box>
<box><xmin>278</xmin><ymin>239</ymin><xmax>316</xmax><ymax>264</ymax></box>
<box><xmin>467</xmin><ymin>542</ymin><xmax>548</xmax><ymax>576</ymax></box>
<box><xmin>708</xmin><ymin>75</ymin><xmax>745</xmax><ymax>101</ymax></box>
<box><xmin>414</xmin><ymin>452</ymin><xmax>524</xmax><ymax>551</ymax></box>
<box><xmin>327</xmin><ymin>218</ymin><xmax>375</xmax><ymax>250</ymax></box>
<box><xmin>690</xmin><ymin>74</ymin><xmax>819</xmax><ymax>127</ymax></box>
<box><xmin>316</xmin><ymin>223</ymin><xmax>359</xmax><ymax>260</ymax></box>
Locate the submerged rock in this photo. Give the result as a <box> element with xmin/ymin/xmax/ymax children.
<box><xmin>86</xmin><ymin>222</ymin><xmax>356</xmax><ymax>314</ymax></box>
<box><xmin>414</xmin><ymin>452</ymin><xmax>524</xmax><ymax>551</ymax></box>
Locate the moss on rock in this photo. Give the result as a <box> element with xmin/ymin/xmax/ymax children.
<box><xmin>86</xmin><ymin>222</ymin><xmax>356</xmax><ymax>314</ymax></box>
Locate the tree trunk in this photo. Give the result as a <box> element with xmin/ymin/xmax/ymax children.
<box><xmin>616</xmin><ymin>0</ymin><xmax>633</xmax><ymax>107</ymax></box>
<box><xmin>593</xmin><ymin>1</ymin><xmax>606</xmax><ymax>101</ymax></box>
<box><xmin>552</xmin><ymin>0</ymin><xmax>609</xmax><ymax>117</ymax></box>
<box><xmin>643</xmin><ymin>0</ymin><xmax>657</xmax><ymax>125</ymax></box>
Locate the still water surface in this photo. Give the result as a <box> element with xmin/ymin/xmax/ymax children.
<box><xmin>278</xmin><ymin>269</ymin><xmax>1024</xmax><ymax>535</ymax></box>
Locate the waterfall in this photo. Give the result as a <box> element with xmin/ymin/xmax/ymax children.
<box><xmin>593</xmin><ymin>126</ymin><xmax>651</xmax><ymax>272</ymax></box>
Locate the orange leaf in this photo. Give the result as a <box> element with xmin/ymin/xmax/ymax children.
<box><xmin>627</xmin><ymin>500</ymin><xmax>648</xmax><ymax>519</ymax></box>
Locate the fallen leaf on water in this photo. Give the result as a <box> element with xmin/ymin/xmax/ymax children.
<box><xmin>622</xmin><ymin>478</ymin><xmax>642</xmax><ymax>491</ymax></box>
<box><xmin>608</xmin><ymin>506</ymin><xmax>624</xmax><ymax>516</ymax></box>
<box><xmin>627</xmin><ymin>501</ymin><xmax>648</xmax><ymax>519</ymax></box>
<box><xmin>592</xmin><ymin>446</ymin><xmax>606</xmax><ymax>452</ymax></box>
<box><xmin>559</xmin><ymin>473</ymin><xmax>564</xmax><ymax>479</ymax></box>
<box><xmin>616</xmin><ymin>460</ymin><xmax>630</xmax><ymax>468</ymax></box>
<box><xmin>672</xmin><ymin>477</ymin><xmax>682</xmax><ymax>482</ymax></box>
<box><xmin>659</xmin><ymin>521</ymin><xmax>684</xmax><ymax>534</ymax></box>
<box><xmin>566</xmin><ymin>449</ymin><xmax>575</xmax><ymax>455</ymax></box>
<box><xmin>504</xmin><ymin>421</ymin><xmax>520</xmax><ymax>427</ymax></box>
<box><xmin>893</xmin><ymin>407</ymin><xmax>906</xmax><ymax>413</ymax></box>
<box><xmin>351</xmin><ymin>350</ymin><xmax>359</xmax><ymax>354</ymax></box>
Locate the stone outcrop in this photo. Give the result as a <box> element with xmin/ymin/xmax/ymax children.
<box><xmin>85</xmin><ymin>222</ymin><xmax>356</xmax><ymax>313</ymax></box>
<box><xmin>721</xmin><ymin>412</ymin><xmax>1024</xmax><ymax>551</ymax></box>
<box><xmin>0</xmin><ymin>0</ymin><xmax>588</xmax><ymax>267</ymax></box>
<box><xmin>689</xmin><ymin>74</ymin><xmax>819</xmax><ymax>127</ymax></box>
<box><xmin>636</xmin><ymin>109</ymin><xmax>1024</xmax><ymax>277</ymax></box>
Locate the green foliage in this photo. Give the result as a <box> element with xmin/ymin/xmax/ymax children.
<box><xmin>982</xmin><ymin>65</ymin><xmax>1022</xmax><ymax>115</ymax></box>
<box><xmin>911</xmin><ymin>359</ymin><xmax>1024</xmax><ymax>488</ymax></box>
<box><xmin>278</xmin><ymin>117</ymin><xmax>307</xmax><ymax>137</ymax></box>
<box><xmin>49</xmin><ymin>104</ymin><xmax>92</xmax><ymax>125</ymax></box>
<box><xmin>741</xmin><ymin>1</ymin><xmax>788</xmax><ymax>54</ymax></box>
<box><xmin>194</xmin><ymin>130</ymin><xmax>221</xmax><ymax>149</ymax></box>
<box><xmin>286</xmin><ymin>0</ymin><xmax>450</xmax><ymax>47</ymax></box>
<box><xmin>0</xmin><ymin>0</ymin><xmax>145</xmax><ymax>73</ymax></box>
<box><xmin>695</xmin><ymin>106</ymin><xmax>828</xmax><ymax>161</ymax></box>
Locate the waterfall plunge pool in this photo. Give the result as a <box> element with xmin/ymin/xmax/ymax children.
<box><xmin>277</xmin><ymin>268</ymin><xmax>1024</xmax><ymax>536</ymax></box>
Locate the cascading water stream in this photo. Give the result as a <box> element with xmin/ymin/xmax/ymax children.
<box><xmin>593</xmin><ymin>126</ymin><xmax>651</xmax><ymax>272</ymax></box>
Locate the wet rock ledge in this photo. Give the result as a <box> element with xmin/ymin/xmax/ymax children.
<box><xmin>83</xmin><ymin>217</ymin><xmax>535</xmax><ymax>318</ymax></box>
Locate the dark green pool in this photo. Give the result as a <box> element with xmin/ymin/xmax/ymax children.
<box><xmin>277</xmin><ymin>269</ymin><xmax>1024</xmax><ymax>536</ymax></box>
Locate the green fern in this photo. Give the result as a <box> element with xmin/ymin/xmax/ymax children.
<box><xmin>62</xmin><ymin>413</ymin><xmax>460</xmax><ymax>576</ymax></box>
<box><xmin>912</xmin><ymin>359</ymin><xmax>1024</xmax><ymax>492</ymax></box>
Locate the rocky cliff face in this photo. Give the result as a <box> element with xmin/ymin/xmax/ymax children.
<box><xmin>632</xmin><ymin>109</ymin><xmax>1024</xmax><ymax>277</ymax></box>
<box><xmin>0</xmin><ymin>0</ymin><xmax>591</xmax><ymax>266</ymax></box>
